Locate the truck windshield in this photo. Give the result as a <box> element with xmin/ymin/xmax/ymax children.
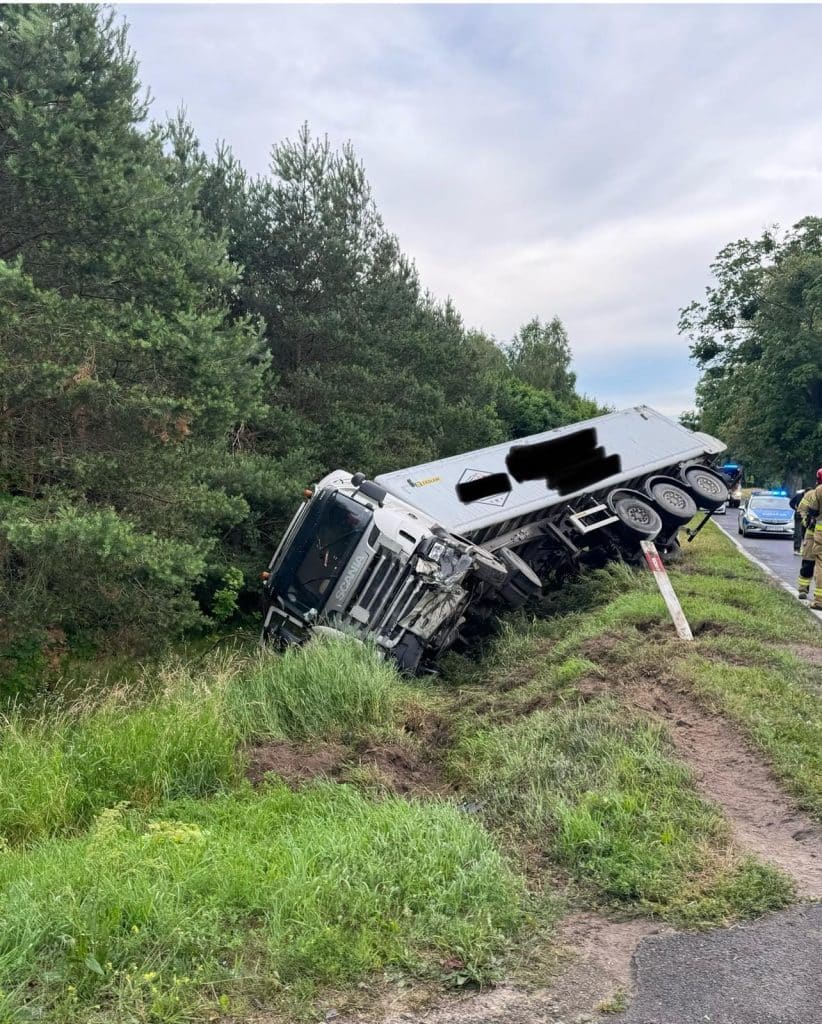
<box><xmin>269</xmin><ymin>492</ymin><xmax>372</xmax><ymax>616</ymax></box>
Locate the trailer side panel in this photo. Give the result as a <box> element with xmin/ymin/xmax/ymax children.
<box><xmin>375</xmin><ymin>406</ymin><xmax>725</xmax><ymax>534</ymax></box>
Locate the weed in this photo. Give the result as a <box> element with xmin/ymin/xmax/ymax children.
<box><xmin>598</xmin><ymin>987</ymin><xmax>628</xmax><ymax>1014</ymax></box>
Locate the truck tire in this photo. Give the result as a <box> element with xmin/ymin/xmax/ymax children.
<box><xmin>679</xmin><ymin>466</ymin><xmax>729</xmax><ymax>511</ymax></box>
<box><xmin>498</xmin><ymin>548</ymin><xmax>543</xmax><ymax>609</ymax></box>
<box><xmin>608</xmin><ymin>491</ymin><xmax>663</xmax><ymax>542</ymax></box>
<box><xmin>644</xmin><ymin>477</ymin><xmax>697</xmax><ymax>524</ymax></box>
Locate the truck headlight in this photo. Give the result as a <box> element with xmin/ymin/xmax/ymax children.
<box><xmin>428</xmin><ymin>541</ymin><xmax>447</xmax><ymax>562</ymax></box>
<box><xmin>421</xmin><ymin>538</ymin><xmax>473</xmax><ymax>581</ymax></box>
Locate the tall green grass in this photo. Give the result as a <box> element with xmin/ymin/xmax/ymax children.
<box><xmin>0</xmin><ymin>694</ymin><xmax>237</xmax><ymax>844</ymax></box>
<box><xmin>0</xmin><ymin>637</ymin><xmax>403</xmax><ymax>844</ymax></box>
<box><xmin>0</xmin><ymin>784</ymin><xmax>523</xmax><ymax>1022</ymax></box>
<box><xmin>223</xmin><ymin>636</ymin><xmax>399</xmax><ymax>741</ymax></box>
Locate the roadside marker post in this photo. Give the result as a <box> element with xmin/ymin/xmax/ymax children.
<box><xmin>640</xmin><ymin>540</ymin><xmax>694</xmax><ymax>641</ymax></box>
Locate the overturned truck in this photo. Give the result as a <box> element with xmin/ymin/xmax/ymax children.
<box><xmin>261</xmin><ymin>406</ymin><xmax>728</xmax><ymax>673</ymax></box>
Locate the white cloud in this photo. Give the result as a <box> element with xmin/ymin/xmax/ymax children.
<box><xmin>119</xmin><ymin>3</ymin><xmax>822</xmax><ymax>413</ymax></box>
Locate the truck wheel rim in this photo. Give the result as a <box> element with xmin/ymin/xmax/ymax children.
<box><xmin>624</xmin><ymin>502</ymin><xmax>653</xmax><ymax>527</ymax></box>
<box><xmin>688</xmin><ymin>471</ymin><xmax>723</xmax><ymax>498</ymax></box>
<box><xmin>654</xmin><ymin>485</ymin><xmax>689</xmax><ymax>511</ymax></box>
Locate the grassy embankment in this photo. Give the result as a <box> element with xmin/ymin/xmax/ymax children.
<box><xmin>445</xmin><ymin>523</ymin><xmax>821</xmax><ymax>925</ymax></box>
<box><xmin>0</xmin><ymin>522</ymin><xmax>819</xmax><ymax>1021</ymax></box>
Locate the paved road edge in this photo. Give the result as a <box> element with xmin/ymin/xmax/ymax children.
<box><xmin>709</xmin><ymin>523</ymin><xmax>822</xmax><ymax>624</ymax></box>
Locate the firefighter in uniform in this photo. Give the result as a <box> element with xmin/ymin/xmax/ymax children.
<box><xmin>797</xmin><ymin>468</ymin><xmax>822</xmax><ymax>608</ymax></box>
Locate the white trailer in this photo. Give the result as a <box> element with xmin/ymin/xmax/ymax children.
<box><xmin>262</xmin><ymin>406</ymin><xmax>727</xmax><ymax>672</ymax></box>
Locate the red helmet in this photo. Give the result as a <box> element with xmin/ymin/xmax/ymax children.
<box><xmin>817</xmin><ymin>467</ymin><xmax>822</xmax><ymax>484</ymax></box>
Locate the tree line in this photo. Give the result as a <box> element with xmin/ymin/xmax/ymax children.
<box><xmin>0</xmin><ymin>5</ymin><xmax>599</xmax><ymax>685</ymax></box>
<box><xmin>681</xmin><ymin>220</ymin><xmax>822</xmax><ymax>489</ymax></box>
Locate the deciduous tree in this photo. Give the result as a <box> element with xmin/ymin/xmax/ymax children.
<box><xmin>680</xmin><ymin>219</ymin><xmax>822</xmax><ymax>485</ymax></box>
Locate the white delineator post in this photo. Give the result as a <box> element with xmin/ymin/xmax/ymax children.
<box><xmin>640</xmin><ymin>540</ymin><xmax>694</xmax><ymax>641</ymax></box>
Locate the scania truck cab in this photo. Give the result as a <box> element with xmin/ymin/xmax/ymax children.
<box><xmin>262</xmin><ymin>469</ymin><xmax>508</xmax><ymax>671</ymax></box>
<box><xmin>262</xmin><ymin>406</ymin><xmax>728</xmax><ymax>673</ymax></box>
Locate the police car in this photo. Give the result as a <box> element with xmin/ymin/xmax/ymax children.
<box><xmin>737</xmin><ymin>490</ymin><xmax>794</xmax><ymax>538</ymax></box>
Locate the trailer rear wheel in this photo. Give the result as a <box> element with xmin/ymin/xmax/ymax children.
<box><xmin>647</xmin><ymin>480</ymin><xmax>696</xmax><ymax>523</ymax></box>
<box><xmin>679</xmin><ymin>466</ymin><xmax>729</xmax><ymax>510</ymax></box>
<box><xmin>611</xmin><ymin>494</ymin><xmax>663</xmax><ymax>539</ymax></box>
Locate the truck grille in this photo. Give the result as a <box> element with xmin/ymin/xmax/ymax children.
<box><xmin>346</xmin><ymin>550</ymin><xmax>423</xmax><ymax>637</ymax></box>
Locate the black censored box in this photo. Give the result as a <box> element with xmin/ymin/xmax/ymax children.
<box><xmin>506</xmin><ymin>428</ymin><xmax>621</xmax><ymax>496</ymax></box>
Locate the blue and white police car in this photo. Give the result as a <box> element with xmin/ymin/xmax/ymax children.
<box><xmin>737</xmin><ymin>491</ymin><xmax>794</xmax><ymax>538</ymax></box>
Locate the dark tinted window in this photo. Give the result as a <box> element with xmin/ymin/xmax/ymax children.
<box><xmin>749</xmin><ymin>496</ymin><xmax>790</xmax><ymax>510</ymax></box>
<box><xmin>270</xmin><ymin>492</ymin><xmax>371</xmax><ymax>615</ymax></box>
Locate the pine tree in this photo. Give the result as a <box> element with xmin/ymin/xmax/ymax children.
<box><xmin>0</xmin><ymin>5</ymin><xmax>266</xmax><ymax>673</ymax></box>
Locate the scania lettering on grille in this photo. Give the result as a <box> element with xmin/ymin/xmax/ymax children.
<box><xmin>335</xmin><ymin>554</ymin><xmax>367</xmax><ymax>601</ymax></box>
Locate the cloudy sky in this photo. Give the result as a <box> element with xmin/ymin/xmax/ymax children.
<box><xmin>120</xmin><ymin>3</ymin><xmax>822</xmax><ymax>415</ymax></box>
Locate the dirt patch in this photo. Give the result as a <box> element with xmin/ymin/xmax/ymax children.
<box><xmin>693</xmin><ymin>646</ymin><xmax>760</xmax><ymax>668</ymax></box>
<box><xmin>338</xmin><ymin>912</ymin><xmax>666</xmax><ymax>1024</ymax></box>
<box><xmin>403</xmin><ymin>707</ymin><xmax>454</xmax><ymax>750</ymax></box>
<box><xmin>691</xmin><ymin>621</ymin><xmax>724</xmax><ymax>637</ymax></box>
<box><xmin>635</xmin><ymin>619</ymin><xmax>666</xmax><ymax>636</ymax></box>
<box><xmin>350</xmin><ymin>741</ymin><xmax>452</xmax><ymax>797</ymax></box>
<box><xmin>543</xmin><ymin>912</ymin><xmax>671</xmax><ymax>1018</ymax></box>
<box><xmin>245</xmin><ymin>738</ymin><xmax>349</xmax><ymax>786</ymax></box>
<box><xmin>788</xmin><ymin>643</ymin><xmax>822</xmax><ymax>667</ymax></box>
<box><xmin>580</xmin><ymin>633</ymin><xmax>621</xmax><ymax>662</ymax></box>
<box><xmin>495</xmin><ymin>668</ymin><xmax>535</xmax><ymax>692</ymax></box>
<box><xmin>621</xmin><ymin>681</ymin><xmax>822</xmax><ymax>900</ymax></box>
<box><xmin>245</xmin><ymin>736</ymin><xmax>450</xmax><ymax>798</ymax></box>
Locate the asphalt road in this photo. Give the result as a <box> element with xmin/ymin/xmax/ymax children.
<box><xmin>709</xmin><ymin>507</ymin><xmax>800</xmax><ymax>590</ymax></box>
<box><xmin>616</xmin><ymin>904</ymin><xmax>822</xmax><ymax>1024</ymax></box>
